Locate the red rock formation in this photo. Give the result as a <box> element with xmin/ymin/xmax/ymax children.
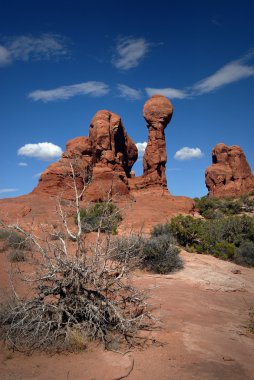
<box><xmin>205</xmin><ymin>143</ymin><xmax>254</xmax><ymax>197</ymax></box>
<box><xmin>142</xmin><ymin>95</ymin><xmax>173</xmax><ymax>187</ymax></box>
<box><xmin>85</xmin><ymin>110</ymin><xmax>137</xmax><ymax>201</ymax></box>
<box><xmin>34</xmin><ymin>111</ymin><xmax>138</xmax><ymax>201</ymax></box>
<box><xmin>33</xmin><ymin>136</ymin><xmax>93</xmax><ymax>199</ymax></box>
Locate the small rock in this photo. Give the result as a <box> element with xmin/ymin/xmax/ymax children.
<box><xmin>231</xmin><ymin>269</ymin><xmax>242</xmax><ymax>274</ymax></box>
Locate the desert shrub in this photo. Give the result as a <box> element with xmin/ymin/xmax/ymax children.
<box><xmin>195</xmin><ymin>194</ymin><xmax>254</xmax><ymax>219</ymax></box>
<box><xmin>212</xmin><ymin>241</ymin><xmax>236</xmax><ymax>261</ymax></box>
<box><xmin>234</xmin><ymin>241</ymin><xmax>254</xmax><ymax>267</ymax></box>
<box><xmin>0</xmin><ymin>237</ymin><xmax>151</xmax><ymax>352</ymax></box>
<box><xmin>78</xmin><ymin>202</ymin><xmax>122</xmax><ymax>233</ymax></box>
<box><xmin>8</xmin><ymin>249</ymin><xmax>26</xmax><ymax>262</ymax></box>
<box><xmin>0</xmin><ymin>222</ymin><xmax>150</xmax><ymax>352</ymax></box>
<box><xmin>203</xmin><ymin>215</ymin><xmax>254</xmax><ymax>248</ymax></box>
<box><xmin>194</xmin><ymin>196</ymin><xmax>223</xmax><ymax>219</ymax></box>
<box><xmin>142</xmin><ymin>234</ymin><xmax>182</xmax><ymax>274</ymax></box>
<box><xmin>169</xmin><ymin>215</ymin><xmax>203</xmax><ymax>248</ymax></box>
<box><xmin>111</xmin><ymin>233</ymin><xmax>182</xmax><ymax>274</ymax></box>
<box><xmin>240</xmin><ymin>195</ymin><xmax>254</xmax><ymax>212</ymax></box>
<box><xmin>167</xmin><ymin>214</ymin><xmax>254</xmax><ymax>266</ymax></box>
<box><xmin>151</xmin><ymin>223</ymin><xmax>172</xmax><ymax>237</ymax></box>
<box><xmin>0</xmin><ymin>228</ymin><xmax>29</xmax><ymax>250</ymax></box>
<box><xmin>110</xmin><ymin>234</ymin><xmax>145</xmax><ymax>269</ymax></box>
<box><xmin>0</xmin><ymin>162</ymin><xmax>153</xmax><ymax>353</ymax></box>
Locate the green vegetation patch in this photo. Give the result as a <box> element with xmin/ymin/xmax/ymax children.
<box><xmin>194</xmin><ymin>195</ymin><xmax>254</xmax><ymax>219</ymax></box>
<box><xmin>77</xmin><ymin>202</ymin><xmax>122</xmax><ymax>233</ymax></box>
<box><xmin>111</xmin><ymin>232</ymin><xmax>183</xmax><ymax>274</ymax></box>
<box><xmin>152</xmin><ymin>214</ymin><xmax>254</xmax><ymax>267</ymax></box>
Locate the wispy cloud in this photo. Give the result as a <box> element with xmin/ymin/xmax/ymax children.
<box><xmin>193</xmin><ymin>60</ymin><xmax>254</xmax><ymax>94</ymax></box>
<box><xmin>136</xmin><ymin>142</ymin><xmax>147</xmax><ymax>158</ymax></box>
<box><xmin>18</xmin><ymin>142</ymin><xmax>63</xmax><ymax>161</ymax></box>
<box><xmin>146</xmin><ymin>87</ymin><xmax>188</xmax><ymax>99</ymax></box>
<box><xmin>117</xmin><ymin>84</ymin><xmax>142</xmax><ymax>100</ymax></box>
<box><xmin>174</xmin><ymin>147</ymin><xmax>204</xmax><ymax>160</ymax></box>
<box><xmin>0</xmin><ymin>34</ymin><xmax>68</xmax><ymax>67</ymax></box>
<box><xmin>18</xmin><ymin>162</ymin><xmax>28</xmax><ymax>167</ymax></box>
<box><xmin>0</xmin><ymin>46</ymin><xmax>11</xmax><ymax>66</ymax></box>
<box><xmin>0</xmin><ymin>188</ymin><xmax>18</xmax><ymax>194</ymax></box>
<box><xmin>145</xmin><ymin>48</ymin><xmax>254</xmax><ymax>100</ymax></box>
<box><xmin>112</xmin><ymin>37</ymin><xmax>150</xmax><ymax>70</ymax></box>
<box><xmin>28</xmin><ymin>81</ymin><xmax>109</xmax><ymax>102</ymax></box>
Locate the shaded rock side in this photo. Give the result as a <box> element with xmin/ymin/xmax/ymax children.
<box><xmin>205</xmin><ymin>143</ymin><xmax>254</xmax><ymax>197</ymax></box>
<box><xmin>34</xmin><ymin>111</ymin><xmax>138</xmax><ymax>200</ymax></box>
<box><xmin>142</xmin><ymin>95</ymin><xmax>173</xmax><ymax>187</ymax></box>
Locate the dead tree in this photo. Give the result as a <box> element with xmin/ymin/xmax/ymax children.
<box><xmin>0</xmin><ymin>163</ymin><xmax>153</xmax><ymax>353</ymax></box>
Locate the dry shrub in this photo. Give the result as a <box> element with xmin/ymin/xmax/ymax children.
<box><xmin>0</xmin><ymin>164</ymin><xmax>153</xmax><ymax>353</ymax></box>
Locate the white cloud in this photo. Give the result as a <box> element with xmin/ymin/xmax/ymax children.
<box><xmin>112</xmin><ymin>37</ymin><xmax>150</xmax><ymax>70</ymax></box>
<box><xmin>193</xmin><ymin>60</ymin><xmax>254</xmax><ymax>94</ymax></box>
<box><xmin>117</xmin><ymin>84</ymin><xmax>142</xmax><ymax>100</ymax></box>
<box><xmin>145</xmin><ymin>48</ymin><xmax>254</xmax><ymax>100</ymax></box>
<box><xmin>145</xmin><ymin>87</ymin><xmax>188</xmax><ymax>99</ymax></box>
<box><xmin>136</xmin><ymin>142</ymin><xmax>147</xmax><ymax>157</ymax></box>
<box><xmin>174</xmin><ymin>147</ymin><xmax>204</xmax><ymax>160</ymax></box>
<box><xmin>0</xmin><ymin>46</ymin><xmax>11</xmax><ymax>67</ymax></box>
<box><xmin>0</xmin><ymin>188</ymin><xmax>18</xmax><ymax>194</ymax></box>
<box><xmin>18</xmin><ymin>142</ymin><xmax>63</xmax><ymax>161</ymax></box>
<box><xmin>18</xmin><ymin>162</ymin><xmax>28</xmax><ymax>167</ymax></box>
<box><xmin>0</xmin><ymin>34</ymin><xmax>68</xmax><ymax>67</ymax></box>
<box><xmin>28</xmin><ymin>81</ymin><xmax>109</xmax><ymax>102</ymax></box>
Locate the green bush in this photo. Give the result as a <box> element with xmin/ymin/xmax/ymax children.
<box><xmin>78</xmin><ymin>202</ymin><xmax>122</xmax><ymax>233</ymax></box>
<box><xmin>234</xmin><ymin>241</ymin><xmax>254</xmax><ymax>267</ymax></box>
<box><xmin>212</xmin><ymin>241</ymin><xmax>236</xmax><ymax>261</ymax></box>
<box><xmin>151</xmin><ymin>223</ymin><xmax>172</xmax><ymax>237</ymax></box>
<box><xmin>169</xmin><ymin>215</ymin><xmax>203</xmax><ymax>248</ymax></box>
<box><xmin>167</xmin><ymin>214</ymin><xmax>254</xmax><ymax>266</ymax></box>
<box><xmin>142</xmin><ymin>234</ymin><xmax>182</xmax><ymax>274</ymax></box>
<box><xmin>111</xmin><ymin>233</ymin><xmax>182</xmax><ymax>274</ymax></box>
<box><xmin>0</xmin><ymin>228</ymin><xmax>30</xmax><ymax>250</ymax></box>
<box><xmin>195</xmin><ymin>195</ymin><xmax>254</xmax><ymax>219</ymax></box>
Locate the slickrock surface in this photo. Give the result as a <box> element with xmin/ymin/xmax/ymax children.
<box><xmin>1</xmin><ymin>250</ymin><xmax>253</xmax><ymax>380</ymax></box>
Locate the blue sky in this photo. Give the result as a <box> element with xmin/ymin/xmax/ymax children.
<box><xmin>1</xmin><ymin>0</ymin><xmax>254</xmax><ymax>199</ymax></box>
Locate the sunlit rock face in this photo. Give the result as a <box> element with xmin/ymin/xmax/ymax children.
<box><xmin>205</xmin><ymin>143</ymin><xmax>254</xmax><ymax>198</ymax></box>
<box><xmin>34</xmin><ymin>110</ymin><xmax>138</xmax><ymax>201</ymax></box>
<box><xmin>142</xmin><ymin>95</ymin><xmax>173</xmax><ymax>187</ymax></box>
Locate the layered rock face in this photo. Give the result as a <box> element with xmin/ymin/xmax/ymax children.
<box><xmin>205</xmin><ymin>143</ymin><xmax>254</xmax><ymax>197</ymax></box>
<box><xmin>34</xmin><ymin>110</ymin><xmax>138</xmax><ymax>200</ymax></box>
<box><xmin>142</xmin><ymin>95</ymin><xmax>173</xmax><ymax>187</ymax></box>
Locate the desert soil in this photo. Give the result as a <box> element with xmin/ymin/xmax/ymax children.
<box><xmin>0</xmin><ymin>190</ymin><xmax>253</xmax><ymax>379</ymax></box>
<box><xmin>1</xmin><ymin>250</ymin><xmax>254</xmax><ymax>380</ymax></box>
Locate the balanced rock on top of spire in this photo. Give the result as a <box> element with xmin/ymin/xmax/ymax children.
<box><xmin>142</xmin><ymin>95</ymin><xmax>173</xmax><ymax>187</ymax></box>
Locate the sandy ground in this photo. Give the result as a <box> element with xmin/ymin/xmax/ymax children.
<box><xmin>1</xmin><ymin>250</ymin><xmax>253</xmax><ymax>380</ymax></box>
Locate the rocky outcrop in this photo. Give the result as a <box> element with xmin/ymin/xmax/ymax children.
<box><xmin>34</xmin><ymin>111</ymin><xmax>138</xmax><ymax>201</ymax></box>
<box><xmin>85</xmin><ymin>110</ymin><xmax>138</xmax><ymax>201</ymax></box>
<box><xmin>142</xmin><ymin>95</ymin><xmax>173</xmax><ymax>187</ymax></box>
<box><xmin>205</xmin><ymin>143</ymin><xmax>254</xmax><ymax>197</ymax></box>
